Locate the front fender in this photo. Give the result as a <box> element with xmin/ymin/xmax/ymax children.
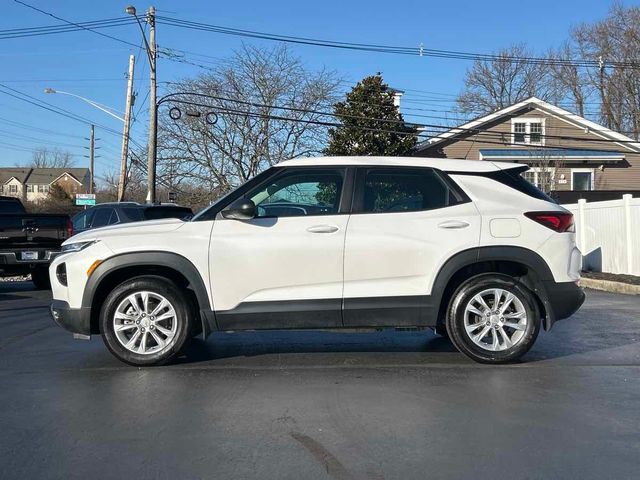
<box><xmin>83</xmin><ymin>251</ymin><xmax>216</xmax><ymax>336</ymax></box>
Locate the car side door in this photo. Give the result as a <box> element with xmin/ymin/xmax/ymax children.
<box><xmin>209</xmin><ymin>167</ymin><xmax>352</xmax><ymax>330</ymax></box>
<box><xmin>342</xmin><ymin>166</ymin><xmax>481</xmax><ymax>327</ymax></box>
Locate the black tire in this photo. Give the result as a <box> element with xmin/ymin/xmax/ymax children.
<box><xmin>31</xmin><ymin>266</ymin><xmax>51</xmax><ymax>290</ymax></box>
<box><xmin>100</xmin><ymin>276</ymin><xmax>193</xmax><ymax>366</ymax></box>
<box><xmin>446</xmin><ymin>274</ymin><xmax>540</xmax><ymax>364</ymax></box>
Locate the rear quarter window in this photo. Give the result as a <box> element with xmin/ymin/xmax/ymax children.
<box><xmin>497</xmin><ymin>168</ymin><xmax>556</xmax><ymax>202</ymax></box>
<box><xmin>452</xmin><ymin>167</ymin><xmax>556</xmax><ymax>203</ymax></box>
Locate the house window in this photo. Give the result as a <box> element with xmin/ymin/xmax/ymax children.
<box><xmin>530</xmin><ymin>122</ymin><xmax>542</xmax><ymax>144</ymax></box>
<box><xmin>572</xmin><ymin>169</ymin><xmax>594</xmax><ymax>191</ymax></box>
<box><xmin>38</xmin><ymin>185</ymin><xmax>45</xmax><ymax>193</ymax></box>
<box><xmin>9</xmin><ymin>184</ymin><xmax>17</xmax><ymax>194</ymax></box>
<box><xmin>522</xmin><ymin>167</ymin><xmax>555</xmax><ymax>192</ymax></box>
<box><xmin>27</xmin><ymin>185</ymin><xmax>34</xmax><ymax>193</ymax></box>
<box><xmin>513</xmin><ymin>123</ymin><xmax>526</xmax><ymax>143</ymax></box>
<box><xmin>511</xmin><ymin>118</ymin><xmax>544</xmax><ymax>145</ymax></box>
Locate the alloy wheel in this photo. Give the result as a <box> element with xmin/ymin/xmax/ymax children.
<box><xmin>463</xmin><ymin>288</ymin><xmax>528</xmax><ymax>352</ymax></box>
<box><xmin>113</xmin><ymin>291</ymin><xmax>178</xmax><ymax>355</ymax></box>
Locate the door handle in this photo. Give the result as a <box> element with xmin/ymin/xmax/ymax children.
<box><xmin>438</xmin><ymin>220</ymin><xmax>470</xmax><ymax>229</ymax></box>
<box><xmin>306</xmin><ymin>225</ymin><xmax>339</xmax><ymax>234</ymax></box>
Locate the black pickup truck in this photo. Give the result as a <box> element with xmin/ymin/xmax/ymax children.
<box><xmin>0</xmin><ymin>196</ymin><xmax>72</xmax><ymax>288</ymax></box>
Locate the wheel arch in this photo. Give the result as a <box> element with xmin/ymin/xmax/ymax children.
<box><xmin>431</xmin><ymin>246</ymin><xmax>555</xmax><ymax>331</ymax></box>
<box><xmin>82</xmin><ymin>251</ymin><xmax>215</xmax><ymax>336</ymax></box>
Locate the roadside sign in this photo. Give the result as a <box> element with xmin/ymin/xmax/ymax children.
<box><xmin>75</xmin><ymin>193</ymin><xmax>96</xmax><ymax>206</ymax></box>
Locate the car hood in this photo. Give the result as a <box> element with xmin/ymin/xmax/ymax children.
<box><xmin>64</xmin><ymin>218</ymin><xmax>186</xmax><ymax>245</ymax></box>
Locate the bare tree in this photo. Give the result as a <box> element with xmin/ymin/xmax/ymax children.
<box><xmin>30</xmin><ymin>147</ymin><xmax>75</xmax><ymax>169</ymax></box>
<box><xmin>157</xmin><ymin>45</ymin><xmax>341</xmax><ymax>199</ymax></box>
<box><xmin>524</xmin><ymin>149</ymin><xmax>566</xmax><ymax>194</ymax></box>
<box><xmin>571</xmin><ymin>2</ymin><xmax>640</xmax><ymax>138</ymax></box>
<box><xmin>456</xmin><ymin>44</ymin><xmax>565</xmax><ymax>117</ymax></box>
<box><xmin>547</xmin><ymin>42</ymin><xmax>588</xmax><ymax>117</ymax></box>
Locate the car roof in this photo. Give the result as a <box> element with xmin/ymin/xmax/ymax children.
<box><xmin>277</xmin><ymin>156</ymin><xmax>523</xmax><ymax>173</ymax></box>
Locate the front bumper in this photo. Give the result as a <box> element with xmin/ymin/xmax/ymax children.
<box><xmin>50</xmin><ymin>300</ymin><xmax>91</xmax><ymax>336</ymax></box>
<box><xmin>539</xmin><ymin>280</ymin><xmax>586</xmax><ymax>330</ymax></box>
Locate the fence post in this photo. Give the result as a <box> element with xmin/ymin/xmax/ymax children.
<box><xmin>577</xmin><ymin>198</ymin><xmax>587</xmax><ymax>253</ymax></box>
<box><xmin>623</xmin><ymin>194</ymin><xmax>633</xmax><ymax>274</ymax></box>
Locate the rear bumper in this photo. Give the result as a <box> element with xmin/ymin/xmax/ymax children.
<box><xmin>0</xmin><ymin>250</ymin><xmax>59</xmax><ymax>274</ymax></box>
<box><xmin>539</xmin><ymin>280</ymin><xmax>585</xmax><ymax>330</ymax></box>
<box><xmin>50</xmin><ymin>299</ymin><xmax>91</xmax><ymax>336</ymax></box>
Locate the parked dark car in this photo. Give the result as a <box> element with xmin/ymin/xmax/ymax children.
<box><xmin>72</xmin><ymin>202</ymin><xmax>193</xmax><ymax>234</ymax></box>
<box><xmin>0</xmin><ymin>195</ymin><xmax>72</xmax><ymax>288</ymax></box>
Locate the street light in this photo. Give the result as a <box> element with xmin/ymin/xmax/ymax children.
<box><xmin>44</xmin><ymin>88</ymin><xmax>124</xmax><ymax>123</ymax></box>
<box><xmin>44</xmin><ymin>87</ymin><xmax>131</xmax><ymax>199</ymax></box>
<box><xmin>126</xmin><ymin>5</ymin><xmax>157</xmax><ymax>204</ymax></box>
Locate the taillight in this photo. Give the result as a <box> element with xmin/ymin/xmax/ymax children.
<box><xmin>66</xmin><ymin>218</ymin><xmax>74</xmax><ymax>238</ymax></box>
<box><xmin>524</xmin><ymin>211</ymin><xmax>574</xmax><ymax>232</ymax></box>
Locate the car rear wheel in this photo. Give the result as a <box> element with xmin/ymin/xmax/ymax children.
<box><xmin>100</xmin><ymin>276</ymin><xmax>193</xmax><ymax>366</ymax></box>
<box><xmin>446</xmin><ymin>274</ymin><xmax>540</xmax><ymax>364</ymax></box>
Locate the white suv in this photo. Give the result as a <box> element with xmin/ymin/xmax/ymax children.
<box><xmin>49</xmin><ymin>157</ymin><xmax>584</xmax><ymax>366</ymax></box>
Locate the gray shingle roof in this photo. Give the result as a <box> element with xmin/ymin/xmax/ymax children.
<box><xmin>0</xmin><ymin>167</ymin><xmax>90</xmax><ymax>185</ymax></box>
<box><xmin>0</xmin><ymin>168</ymin><xmax>32</xmax><ymax>184</ymax></box>
<box><xmin>24</xmin><ymin>168</ymin><xmax>89</xmax><ymax>185</ymax></box>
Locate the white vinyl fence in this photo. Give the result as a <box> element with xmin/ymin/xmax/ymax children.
<box><xmin>563</xmin><ymin>194</ymin><xmax>640</xmax><ymax>276</ymax></box>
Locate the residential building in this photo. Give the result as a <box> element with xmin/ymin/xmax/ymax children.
<box><xmin>0</xmin><ymin>167</ymin><xmax>90</xmax><ymax>203</ymax></box>
<box><xmin>414</xmin><ymin>97</ymin><xmax>640</xmax><ymax>198</ymax></box>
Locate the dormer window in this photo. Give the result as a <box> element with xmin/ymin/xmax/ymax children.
<box><xmin>513</xmin><ymin>122</ymin><xmax>526</xmax><ymax>143</ymax></box>
<box><xmin>511</xmin><ymin>118</ymin><xmax>544</xmax><ymax>145</ymax></box>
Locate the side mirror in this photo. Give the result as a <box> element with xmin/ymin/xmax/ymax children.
<box><xmin>221</xmin><ymin>198</ymin><xmax>256</xmax><ymax>220</ymax></box>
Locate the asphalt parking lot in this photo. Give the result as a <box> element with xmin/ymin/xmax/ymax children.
<box><xmin>0</xmin><ymin>283</ymin><xmax>638</xmax><ymax>480</ymax></box>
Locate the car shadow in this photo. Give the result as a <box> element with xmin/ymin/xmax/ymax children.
<box><xmin>0</xmin><ymin>281</ymin><xmax>39</xmax><ymax>302</ymax></box>
<box><xmin>174</xmin><ymin>329</ymin><xmax>458</xmax><ymax>365</ymax></box>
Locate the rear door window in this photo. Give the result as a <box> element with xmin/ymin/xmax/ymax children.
<box><xmin>355</xmin><ymin>167</ymin><xmax>463</xmax><ymax>214</ymax></box>
<box><xmin>73</xmin><ymin>209</ymin><xmax>95</xmax><ymax>232</ymax></box>
<box><xmin>122</xmin><ymin>207</ymin><xmax>144</xmax><ymax>222</ymax></box>
<box><xmin>90</xmin><ymin>208</ymin><xmax>113</xmax><ymax>228</ymax></box>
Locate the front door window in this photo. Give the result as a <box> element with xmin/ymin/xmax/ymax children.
<box><xmin>248</xmin><ymin>169</ymin><xmax>344</xmax><ymax>218</ymax></box>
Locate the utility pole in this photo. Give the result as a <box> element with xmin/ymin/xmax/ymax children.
<box><xmin>147</xmin><ymin>5</ymin><xmax>157</xmax><ymax>204</ymax></box>
<box><xmin>125</xmin><ymin>4</ymin><xmax>157</xmax><ymax>204</ymax></box>
<box><xmin>89</xmin><ymin>125</ymin><xmax>95</xmax><ymax>194</ymax></box>
<box><xmin>118</xmin><ymin>54</ymin><xmax>135</xmax><ymax>202</ymax></box>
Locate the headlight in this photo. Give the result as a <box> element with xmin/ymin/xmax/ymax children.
<box><xmin>61</xmin><ymin>240</ymin><xmax>98</xmax><ymax>253</ymax></box>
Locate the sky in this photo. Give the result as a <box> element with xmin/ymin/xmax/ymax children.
<box><xmin>0</xmin><ymin>0</ymin><xmax>631</xmax><ymax>180</ymax></box>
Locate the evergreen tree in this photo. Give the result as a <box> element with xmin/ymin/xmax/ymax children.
<box><xmin>325</xmin><ymin>75</ymin><xmax>417</xmax><ymax>156</ymax></box>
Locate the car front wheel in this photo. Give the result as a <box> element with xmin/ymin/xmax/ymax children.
<box><xmin>446</xmin><ymin>274</ymin><xmax>540</xmax><ymax>364</ymax></box>
<box><xmin>100</xmin><ymin>276</ymin><xmax>193</xmax><ymax>366</ymax></box>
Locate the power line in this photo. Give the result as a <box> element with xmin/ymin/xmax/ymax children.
<box><xmin>158</xmin><ymin>93</ymin><xmax>640</xmax><ymax>148</ymax></box>
<box><xmin>155</xmin><ymin>15</ymin><xmax>640</xmax><ymax>69</ymax></box>
<box><xmin>0</xmin><ymin>17</ymin><xmax>137</xmax><ymax>41</ymax></box>
<box><xmin>0</xmin><ymin>129</ymin><xmax>86</xmax><ymax>149</ymax></box>
<box><xmin>0</xmin><ymin>84</ymin><xmax>121</xmax><ymax>135</ymax></box>
<box><xmin>0</xmin><ymin>118</ymin><xmax>85</xmax><ymax>139</ymax></box>
<box><xmin>0</xmin><ymin>84</ymin><xmax>149</xmax><ymax>154</ymax></box>
<box><xmin>10</xmin><ymin>1</ymin><xmax>139</xmax><ymax>46</ymax></box>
